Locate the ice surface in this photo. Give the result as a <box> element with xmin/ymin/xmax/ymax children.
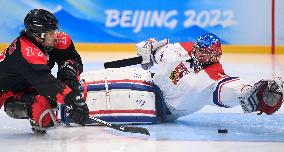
<box><xmin>1</xmin><ymin>111</ymin><xmax>284</xmax><ymax>152</ymax></box>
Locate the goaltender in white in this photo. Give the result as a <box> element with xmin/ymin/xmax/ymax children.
<box><xmin>80</xmin><ymin>33</ymin><xmax>284</xmax><ymax>124</ymax></box>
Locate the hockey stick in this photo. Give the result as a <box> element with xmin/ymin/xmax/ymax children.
<box><xmin>88</xmin><ymin>116</ymin><xmax>150</xmax><ymax>136</ymax></box>
<box><xmin>59</xmin><ymin>105</ymin><xmax>150</xmax><ymax>136</ymax></box>
<box><xmin>104</xmin><ymin>56</ymin><xmax>142</xmax><ymax>68</ymax></box>
<box><xmin>104</xmin><ymin>39</ymin><xmax>169</xmax><ymax>69</ymax></box>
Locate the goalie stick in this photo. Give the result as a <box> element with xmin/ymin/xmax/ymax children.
<box><xmin>104</xmin><ymin>39</ymin><xmax>169</xmax><ymax>68</ymax></box>
<box><xmin>88</xmin><ymin>116</ymin><xmax>150</xmax><ymax>136</ymax></box>
<box><xmin>104</xmin><ymin>56</ymin><xmax>142</xmax><ymax>69</ymax></box>
<box><xmin>59</xmin><ymin>104</ymin><xmax>150</xmax><ymax>136</ymax></box>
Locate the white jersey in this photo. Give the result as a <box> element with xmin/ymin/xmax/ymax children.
<box><xmin>80</xmin><ymin>42</ymin><xmax>250</xmax><ymax>123</ymax></box>
<box><xmin>80</xmin><ymin>41</ymin><xmax>282</xmax><ymax>124</ymax></box>
<box><xmin>152</xmin><ymin>42</ymin><xmax>247</xmax><ymax>120</ymax></box>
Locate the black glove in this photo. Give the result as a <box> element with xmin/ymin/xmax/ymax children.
<box><xmin>64</xmin><ymin>90</ymin><xmax>89</xmax><ymax>125</ymax></box>
<box><xmin>57</xmin><ymin>61</ymin><xmax>80</xmax><ymax>90</ymax></box>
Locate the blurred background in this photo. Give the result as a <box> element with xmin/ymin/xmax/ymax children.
<box><xmin>0</xmin><ymin>0</ymin><xmax>283</xmax><ymax>54</ymax></box>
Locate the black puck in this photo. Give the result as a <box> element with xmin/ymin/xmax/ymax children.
<box><xmin>218</xmin><ymin>129</ymin><xmax>228</xmax><ymax>133</ymax></box>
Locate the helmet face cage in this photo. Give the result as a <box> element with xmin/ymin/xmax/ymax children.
<box><xmin>24</xmin><ymin>9</ymin><xmax>58</xmax><ymax>39</ymax></box>
<box><xmin>192</xmin><ymin>33</ymin><xmax>222</xmax><ymax>72</ymax></box>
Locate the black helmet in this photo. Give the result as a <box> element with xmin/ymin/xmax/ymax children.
<box><xmin>24</xmin><ymin>9</ymin><xmax>58</xmax><ymax>38</ymax></box>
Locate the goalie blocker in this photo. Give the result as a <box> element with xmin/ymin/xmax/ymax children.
<box><xmin>61</xmin><ymin>68</ymin><xmax>168</xmax><ymax>125</ymax></box>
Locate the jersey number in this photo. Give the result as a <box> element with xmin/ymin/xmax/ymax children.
<box><xmin>0</xmin><ymin>49</ymin><xmax>7</xmax><ymax>62</ymax></box>
<box><xmin>26</xmin><ymin>47</ymin><xmax>44</xmax><ymax>57</ymax></box>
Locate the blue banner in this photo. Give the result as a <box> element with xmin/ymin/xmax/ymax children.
<box><xmin>0</xmin><ymin>0</ymin><xmax>282</xmax><ymax>45</ymax></box>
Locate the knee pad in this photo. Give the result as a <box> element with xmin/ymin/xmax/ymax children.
<box><xmin>4</xmin><ymin>92</ymin><xmax>59</xmax><ymax>131</ymax></box>
<box><xmin>4</xmin><ymin>98</ymin><xmax>29</xmax><ymax>119</ymax></box>
<box><xmin>4</xmin><ymin>92</ymin><xmax>38</xmax><ymax>119</ymax></box>
<box><xmin>31</xmin><ymin>95</ymin><xmax>58</xmax><ymax>128</ymax></box>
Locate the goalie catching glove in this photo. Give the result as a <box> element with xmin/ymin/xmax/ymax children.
<box><xmin>64</xmin><ymin>90</ymin><xmax>89</xmax><ymax>125</ymax></box>
<box><xmin>238</xmin><ymin>77</ymin><xmax>284</xmax><ymax>115</ymax></box>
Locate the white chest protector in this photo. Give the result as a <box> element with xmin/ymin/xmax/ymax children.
<box><xmin>80</xmin><ymin>68</ymin><xmax>161</xmax><ymax>124</ymax></box>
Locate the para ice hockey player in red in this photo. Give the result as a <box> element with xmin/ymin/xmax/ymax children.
<box><xmin>0</xmin><ymin>9</ymin><xmax>89</xmax><ymax>133</ymax></box>
<box><xmin>80</xmin><ymin>33</ymin><xmax>284</xmax><ymax>124</ymax></box>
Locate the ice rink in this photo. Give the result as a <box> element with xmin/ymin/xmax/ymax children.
<box><xmin>1</xmin><ymin>52</ymin><xmax>284</xmax><ymax>152</ymax></box>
